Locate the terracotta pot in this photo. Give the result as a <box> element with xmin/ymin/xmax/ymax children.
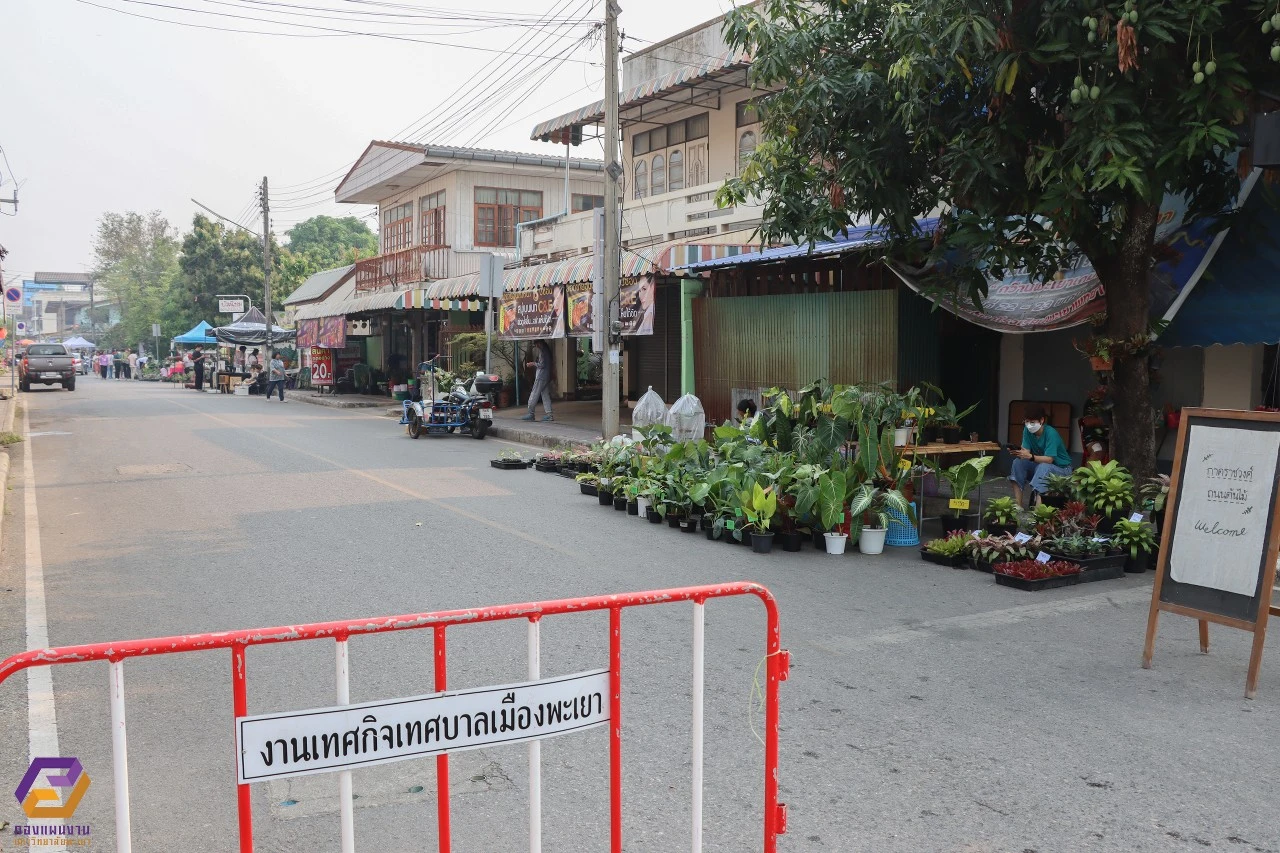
<box><xmin>1089</xmin><ymin>356</ymin><xmax>1113</xmax><ymax>371</ymax></box>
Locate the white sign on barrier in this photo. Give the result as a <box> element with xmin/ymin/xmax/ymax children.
<box><xmin>236</xmin><ymin>669</ymin><xmax>609</xmax><ymax>783</ymax></box>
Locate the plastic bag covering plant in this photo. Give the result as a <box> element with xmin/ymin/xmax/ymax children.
<box><xmin>1110</xmin><ymin>519</ymin><xmax>1157</xmax><ymax>560</ymax></box>
<box><xmin>996</xmin><ymin>560</ymin><xmax>1083</xmax><ymax>581</ymax></box>
<box><xmin>925</xmin><ymin>455</ymin><xmax>993</xmax><ymax>516</ymax></box>
<box><xmin>924</xmin><ymin>531</ymin><xmax>969</xmax><ymax>557</ymax></box>
<box><xmin>633</xmin><ymin>386</ymin><xmax>669</xmax><ymax>428</ymax></box>
<box><xmin>666</xmin><ymin>393</ymin><xmax>707</xmax><ymax>442</ymax></box>
<box><xmin>983</xmin><ymin>496</ymin><xmax>1021</xmax><ymax>526</ymax></box>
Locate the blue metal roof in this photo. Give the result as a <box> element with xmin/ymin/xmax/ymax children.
<box><xmin>685</xmin><ymin>219</ymin><xmax>940</xmax><ymax>271</ymax></box>
<box><xmin>1163</xmin><ymin>198</ymin><xmax>1280</xmax><ymax>347</ymax></box>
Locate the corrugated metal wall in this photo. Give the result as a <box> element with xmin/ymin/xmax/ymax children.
<box><xmin>896</xmin><ymin>286</ymin><xmax>942</xmax><ymax>390</ymax></box>
<box><xmin>693</xmin><ymin>290</ymin><xmax>898</xmax><ymax>423</ymax></box>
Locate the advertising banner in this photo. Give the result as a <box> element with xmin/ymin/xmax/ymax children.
<box><xmin>498</xmin><ymin>285</ymin><xmax>565</xmax><ymax>340</ymax></box>
<box><xmin>297</xmin><ymin>319</ymin><xmax>318</xmax><ymax>348</ymax></box>
<box><xmin>317</xmin><ymin>315</ymin><xmax>346</xmax><ymax>349</ymax></box>
<box><xmin>566</xmin><ymin>283</ymin><xmax>594</xmax><ymax>337</ymax></box>
<box><xmin>309</xmin><ymin>347</ymin><xmax>334</xmax><ymax>386</ymax></box>
<box><xmin>619</xmin><ymin>276</ymin><xmax>655</xmax><ymax>336</ymax></box>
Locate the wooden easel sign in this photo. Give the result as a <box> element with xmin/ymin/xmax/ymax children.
<box><xmin>1143</xmin><ymin>408</ymin><xmax>1280</xmax><ymax>698</ymax></box>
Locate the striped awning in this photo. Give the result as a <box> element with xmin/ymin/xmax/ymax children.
<box><xmin>531</xmin><ymin>50</ymin><xmax>752</xmax><ymax>141</ymax></box>
<box><xmin>292</xmin><ymin>288</ymin><xmax>406</xmax><ymax>321</ymax></box>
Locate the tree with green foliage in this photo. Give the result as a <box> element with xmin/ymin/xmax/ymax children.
<box><xmin>284</xmin><ymin>215</ymin><xmax>377</xmax><ymax>268</ymax></box>
<box><xmin>91</xmin><ymin>210</ymin><xmax>183</xmax><ymax>352</ymax></box>
<box><xmin>719</xmin><ymin>0</ymin><xmax>1277</xmax><ymax>478</ymax></box>
<box><xmin>178</xmin><ymin>214</ymin><xmax>283</xmax><ymax>326</ymax></box>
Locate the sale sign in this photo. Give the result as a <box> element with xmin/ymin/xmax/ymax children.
<box><xmin>310</xmin><ymin>347</ymin><xmax>334</xmax><ymax>386</ymax></box>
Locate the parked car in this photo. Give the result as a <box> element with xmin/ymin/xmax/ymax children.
<box><xmin>72</xmin><ymin>354</ymin><xmax>86</xmax><ymax>375</ymax></box>
<box><xmin>20</xmin><ymin>344</ymin><xmax>76</xmax><ymax>391</ymax></box>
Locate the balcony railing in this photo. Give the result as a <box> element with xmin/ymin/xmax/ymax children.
<box><xmin>355</xmin><ymin>245</ymin><xmax>450</xmax><ymax>292</ymax></box>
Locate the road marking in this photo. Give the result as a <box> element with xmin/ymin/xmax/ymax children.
<box><xmin>809</xmin><ymin>586</ymin><xmax>1152</xmax><ymax>656</ymax></box>
<box><xmin>23</xmin><ymin>404</ymin><xmax>65</xmax><ymax>844</ymax></box>
<box><xmin>166</xmin><ymin>399</ymin><xmax>580</xmax><ymax>559</ymax></box>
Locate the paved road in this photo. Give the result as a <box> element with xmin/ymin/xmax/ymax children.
<box><xmin>1</xmin><ymin>379</ymin><xmax>1277</xmax><ymax>852</ymax></box>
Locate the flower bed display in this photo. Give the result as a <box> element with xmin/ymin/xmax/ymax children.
<box><xmin>994</xmin><ymin>559</ymin><xmax>1083</xmax><ymax>591</ymax></box>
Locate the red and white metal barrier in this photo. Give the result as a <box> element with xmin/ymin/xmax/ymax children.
<box><xmin>0</xmin><ymin>582</ymin><xmax>789</xmax><ymax>852</ymax></box>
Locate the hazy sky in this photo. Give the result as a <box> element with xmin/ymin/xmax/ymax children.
<box><xmin>1</xmin><ymin>0</ymin><xmax>732</xmax><ymax>281</ymax></box>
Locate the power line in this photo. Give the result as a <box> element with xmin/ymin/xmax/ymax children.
<box><xmin>73</xmin><ymin>0</ymin><xmax>602</xmax><ymax>64</ymax></box>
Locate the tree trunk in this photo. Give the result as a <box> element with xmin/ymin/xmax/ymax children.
<box><xmin>1097</xmin><ymin>200</ymin><xmax>1159</xmax><ymax>482</ymax></box>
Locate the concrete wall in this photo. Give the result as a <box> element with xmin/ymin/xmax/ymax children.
<box><xmin>622</xmin><ymin>16</ymin><xmax>734</xmax><ymax>88</ymax></box>
<box><xmin>1201</xmin><ymin>344</ymin><xmax>1263</xmax><ymax>410</ymax></box>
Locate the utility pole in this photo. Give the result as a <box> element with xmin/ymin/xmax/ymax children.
<box><xmin>601</xmin><ymin>0</ymin><xmax>622</xmax><ymax>439</ymax></box>
<box><xmin>259</xmin><ymin>177</ymin><xmax>273</xmax><ymax>360</ymax></box>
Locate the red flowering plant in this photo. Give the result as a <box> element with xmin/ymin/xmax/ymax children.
<box><xmin>996</xmin><ymin>560</ymin><xmax>1082</xmax><ymax>581</ymax></box>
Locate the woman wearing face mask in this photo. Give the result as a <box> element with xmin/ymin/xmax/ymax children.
<box><xmin>1009</xmin><ymin>403</ymin><xmax>1073</xmax><ymax>507</ymax></box>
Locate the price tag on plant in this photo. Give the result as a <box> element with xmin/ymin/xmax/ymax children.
<box><xmin>1013</xmin><ymin>532</ymin><xmax>1032</xmax><ymax>544</ymax></box>
<box><xmin>1035</xmin><ymin>551</ymin><xmax>1051</xmax><ymax>563</ymax></box>
<box><xmin>1129</xmin><ymin>512</ymin><xmax>1144</xmax><ymax>523</ymax></box>
<box><xmin>971</xmin><ymin>530</ymin><xmax>982</xmax><ymax>538</ymax></box>
<box><xmin>725</xmin><ymin>520</ymin><xmax>735</xmax><ymax>531</ymax></box>
<box><xmin>948</xmin><ymin>498</ymin><xmax>970</xmax><ymax>510</ymax></box>
<box><xmin>1091</xmin><ymin>536</ymin><xmax>1110</xmax><ymax>543</ymax></box>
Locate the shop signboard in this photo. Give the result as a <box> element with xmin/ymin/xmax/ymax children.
<box><xmin>619</xmin><ymin>276</ymin><xmax>655</xmax><ymax>336</ymax></box>
<box><xmin>297</xmin><ymin>319</ymin><xmax>318</xmax><ymax>348</ymax></box>
<box><xmin>317</xmin><ymin>315</ymin><xmax>346</xmax><ymax>349</ymax></box>
<box><xmin>566</xmin><ymin>283</ymin><xmax>594</xmax><ymax>337</ymax></box>
<box><xmin>498</xmin><ymin>285</ymin><xmax>564</xmax><ymax>340</ymax></box>
<box><xmin>310</xmin><ymin>347</ymin><xmax>334</xmax><ymax>386</ymax></box>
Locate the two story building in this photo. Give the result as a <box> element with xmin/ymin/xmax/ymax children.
<box><xmin>295</xmin><ymin>143</ymin><xmax>606</xmax><ymax>387</ymax></box>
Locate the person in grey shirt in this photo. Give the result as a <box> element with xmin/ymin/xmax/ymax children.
<box><xmin>266</xmin><ymin>351</ymin><xmax>286</xmax><ymax>402</ymax></box>
<box><xmin>520</xmin><ymin>339</ymin><xmax>553</xmax><ymax>422</ymax></box>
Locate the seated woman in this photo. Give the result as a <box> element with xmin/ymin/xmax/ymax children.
<box><xmin>1009</xmin><ymin>403</ymin><xmax>1074</xmax><ymax>507</ymax></box>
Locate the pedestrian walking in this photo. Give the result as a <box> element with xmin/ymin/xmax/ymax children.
<box><xmin>192</xmin><ymin>346</ymin><xmax>207</xmax><ymax>391</ymax></box>
<box><xmin>113</xmin><ymin>350</ymin><xmax>124</xmax><ymax>380</ymax></box>
<box><xmin>266</xmin><ymin>350</ymin><xmax>285</xmax><ymax>401</ymax></box>
<box><xmin>520</xmin><ymin>339</ymin><xmax>554</xmax><ymax>422</ymax></box>
<box><xmin>98</xmin><ymin>351</ymin><xmax>109</xmax><ymax>379</ymax></box>
<box><xmin>128</xmin><ymin>350</ymin><xmax>138</xmax><ymax>380</ymax></box>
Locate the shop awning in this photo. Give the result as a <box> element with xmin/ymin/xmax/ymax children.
<box><xmin>292</xmin><ymin>288</ymin><xmax>407</xmax><ymax>321</ymax></box>
<box><xmin>685</xmin><ymin>221</ymin><xmax>936</xmax><ymax>271</ymax></box>
<box><xmin>1163</xmin><ymin>196</ymin><xmax>1280</xmax><ymax>347</ymax></box>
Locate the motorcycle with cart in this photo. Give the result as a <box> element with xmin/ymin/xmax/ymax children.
<box><xmin>399</xmin><ymin>359</ymin><xmax>503</xmax><ymax>440</ymax></box>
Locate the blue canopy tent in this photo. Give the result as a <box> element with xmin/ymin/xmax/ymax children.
<box><xmin>173</xmin><ymin>321</ymin><xmax>218</xmax><ymax>346</ymax></box>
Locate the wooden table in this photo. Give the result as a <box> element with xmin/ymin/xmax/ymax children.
<box><xmin>902</xmin><ymin>441</ymin><xmax>1003</xmax><ymax>537</ymax></box>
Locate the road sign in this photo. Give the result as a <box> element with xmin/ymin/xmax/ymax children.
<box><xmin>5</xmin><ymin>287</ymin><xmax>21</xmax><ymax>303</ymax></box>
<box><xmin>235</xmin><ymin>669</ymin><xmax>609</xmax><ymax>783</ymax></box>
<box><xmin>16</xmin><ymin>322</ymin><xmax>26</xmax><ymax>332</ymax></box>
<box><xmin>152</xmin><ymin>323</ymin><xmax>161</xmax><ymax>337</ymax></box>
<box><xmin>219</xmin><ymin>298</ymin><xmax>246</xmax><ymax>314</ymax></box>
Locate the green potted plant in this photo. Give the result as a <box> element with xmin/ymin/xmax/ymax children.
<box><xmin>817</xmin><ymin>469</ymin><xmax>850</xmax><ymax>554</ymax></box>
<box><xmin>1139</xmin><ymin>474</ymin><xmax>1171</xmax><ymax>535</ymax></box>
<box><xmin>1073</xmin><ymin>336</ymin><xmax>1114</xmax><ymax>371</ymax></box>
<box><xmin>575</xmin><ymin>471</ymin><xmax>599</xmax><ymax>497</ymax></box>
<box><xmin>847</xmin><ymin>481</ymin><xmax>914</xmax><ymax>555</ymax></box>
<box><xmin>1110</xmin><ymin>518</ymin><xmax>1157</xmax><ymax>573</ymax></box>
<box><xmin>1041</xmin><ymin>472</ymin><xmax>1077</xmax><ymax>508</ymax></box>
<box><xmin>925</xmin><ymin>456</ymin><xmax>993</xmax><ymax>534</ymax></box>
<box><xmin>931</xmin><ymin>396</ymin><xmax>980</xmax><ymax>444</ymax></box>
<box><xmin>1071</xmin><ymin>460</ymin><xmax>1134</xmax><ymax>531</ymax></box>
<box><xmin>982</xmin><ymin>496</ymin><xmax>1021</xmax><ymax>536</ymax></box>
<box><xmin>921</xmin><ymin>530</ymin><xmax>970</xmax><ymax>568</ymax></box>
<box><xmin>741</xmin><ymin>482</ymin><xmax>779</xmax><ymax>553</ymax></box>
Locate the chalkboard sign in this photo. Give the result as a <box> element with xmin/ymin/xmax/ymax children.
<box><xmin>1143</xmin><ymin>408</ymin><xmax>1280</xmax><ymax>698</ymax></box>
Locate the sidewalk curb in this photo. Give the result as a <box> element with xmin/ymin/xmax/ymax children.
<box><xmin>293</xmin><ymin>394</ymin><xmax>387</xmax><ymax>410</ymax></box>
<box><xmin>0</xmin><ymin>391</ymin><xmax>20</xmax><ymax>541</ymax></box>
<box><xmin>487</xmin><ymin>422</ymin><xmax>601</xmax><ymax>450</ymax></box>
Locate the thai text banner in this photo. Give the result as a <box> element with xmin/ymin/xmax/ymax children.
<box><xmin>236</xmin><ymin>669</ymin><xmax>609</xmax><ymax>783</ymax></box>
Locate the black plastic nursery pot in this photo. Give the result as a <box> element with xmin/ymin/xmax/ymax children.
<box><xmin>920</xmin><ymin>548</ymin><xmax>967</xmax><ymax>568</ymax></box>
<box><xmin>986</xmin><ymin>522</ymin><xmax>1017</xmax><ymax>537</ymax></box>
<box><xmin>680</xmin><ymin>518</ymin><xmax>698</xmax><ymax>533</ymax></box>
<box><xmin>940</xmin><ymin>515</ymin><xmax>972</xmax><ymax>535</ymax></box>
<box><xmin>1047</xmin><ymin>552</ymin><xmax>1125</xmax><ymax>573</ymax></box>
<box><xmin>626</xmin><ymin>500</ymin><xmax>639</xmax><ymax>516</ymax></box>
<box><xmin>581</xmin><ymin>483</ymin><xmax>598</xmax><ymax>497</ymax></box>
<box><xmin>811</xmin><ymin>528</ymin><xmax>827</xmax><ymax>549</ymax></box>
<box><xmin>751</xmin><ymin>532</ymin><xmax>775</xmax><ymax>554</ymax></box>
<box><xmin>535</xmin><ymin>461</ymin><xmax>559</xmax><ymax>473</ymax></box>
<box><xmin>780</xmin><ymin>531</ymin><xmax>803</xmax><ymax>552</ymax></box>
<box><xmin>490</xmin><ymin>459</ymin><xmax>526</xmax><ymax>470</ymax></box>
<box><xmin>920</xmin><ymin>425</ymin><xmax>939</xmax><ymax>445</ymax></box>
<box><xmin>613</xmin><ymin>496</ymin><xmax>628</xmax><ymax>511</ymax></box>
<box><xmin>646</xmin><ymin>509</ymin><xmax>663</xmax><ymax>524</ymax></box>
<box><xmin>941</xmin><ymin>426</ymin><xmax>962</xmax><ymax>444</ymax></box>
<box><xmin>598</xmin><ymin>490</ymin><xmax>614</xmax><ymax>506</ymax></box>
<box><xmin>705</xmin><ymin>524</ymin><xmax>722</xmax><ymax>541</ymax></box>
<box><xmin>1124</xmin><ymin>551</ymin><xmax>1152</xmax><ymax>573</ymax></box>
<box><xmin>995</xmin><ymin>572</ymin><xmax>1081</xmax><ymax>591</ymax></box>
<box><xmin>667</xmin><ymin>513</ymin><xmax>682</xmax><ymax>529</ymax></box>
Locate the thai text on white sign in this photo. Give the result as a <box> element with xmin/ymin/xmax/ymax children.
<box><xmin>236</xmin><ymin>669</ymin><xmax>609</xmax><ymax>783</ymax></box>
<box><xmin>1170</xmin><ymin>425</ymin><xmax>1280</xmax><ymax>597</ymax></box>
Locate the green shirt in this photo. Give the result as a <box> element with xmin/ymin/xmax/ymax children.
<box><xmin>1022</xmin><ymin>424</ymin><xmax>1072</xmax><ymax>467</ymax></box>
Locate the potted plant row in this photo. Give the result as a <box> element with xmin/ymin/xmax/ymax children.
<box><xmin>994</xmin><ymin>559</ymin><xmax>1084</xmax><ymax>591</ymax></box>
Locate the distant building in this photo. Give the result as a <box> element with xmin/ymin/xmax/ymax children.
<box><xmin>25</xmin><ymin>272</ymin><xmax>119</xmax><ymax>338</ymax></box>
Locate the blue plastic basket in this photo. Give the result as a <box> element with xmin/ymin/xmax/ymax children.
<box><xmin>885</xmin><ymin>502</ymin><xmax>920</xmax><ymax>547</ymax></box>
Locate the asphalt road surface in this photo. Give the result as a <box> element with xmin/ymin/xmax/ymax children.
<box><xmin>1</xmin><ymin>379</ymin><xmax>1277</xmax><ymax>852</ymax></box>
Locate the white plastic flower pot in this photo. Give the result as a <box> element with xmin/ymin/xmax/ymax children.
<box><xmin>636</xmin><ymin>497</ymin><xmax>650</xmax><ymax>518</ymax></box>
<box><xmin>859</xmin><ymin>526</ymin><xmax>888</xmax><ymax>555</ymax></box>
<box><xmin>893</xmin><ymin>426</ymin><xmax>911</xmax><ymax>446</ymax></box>
<box><xmin>823</xmin><ymin>532</ymin><xmax>849</xmax><ymax>555</ymax></box>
